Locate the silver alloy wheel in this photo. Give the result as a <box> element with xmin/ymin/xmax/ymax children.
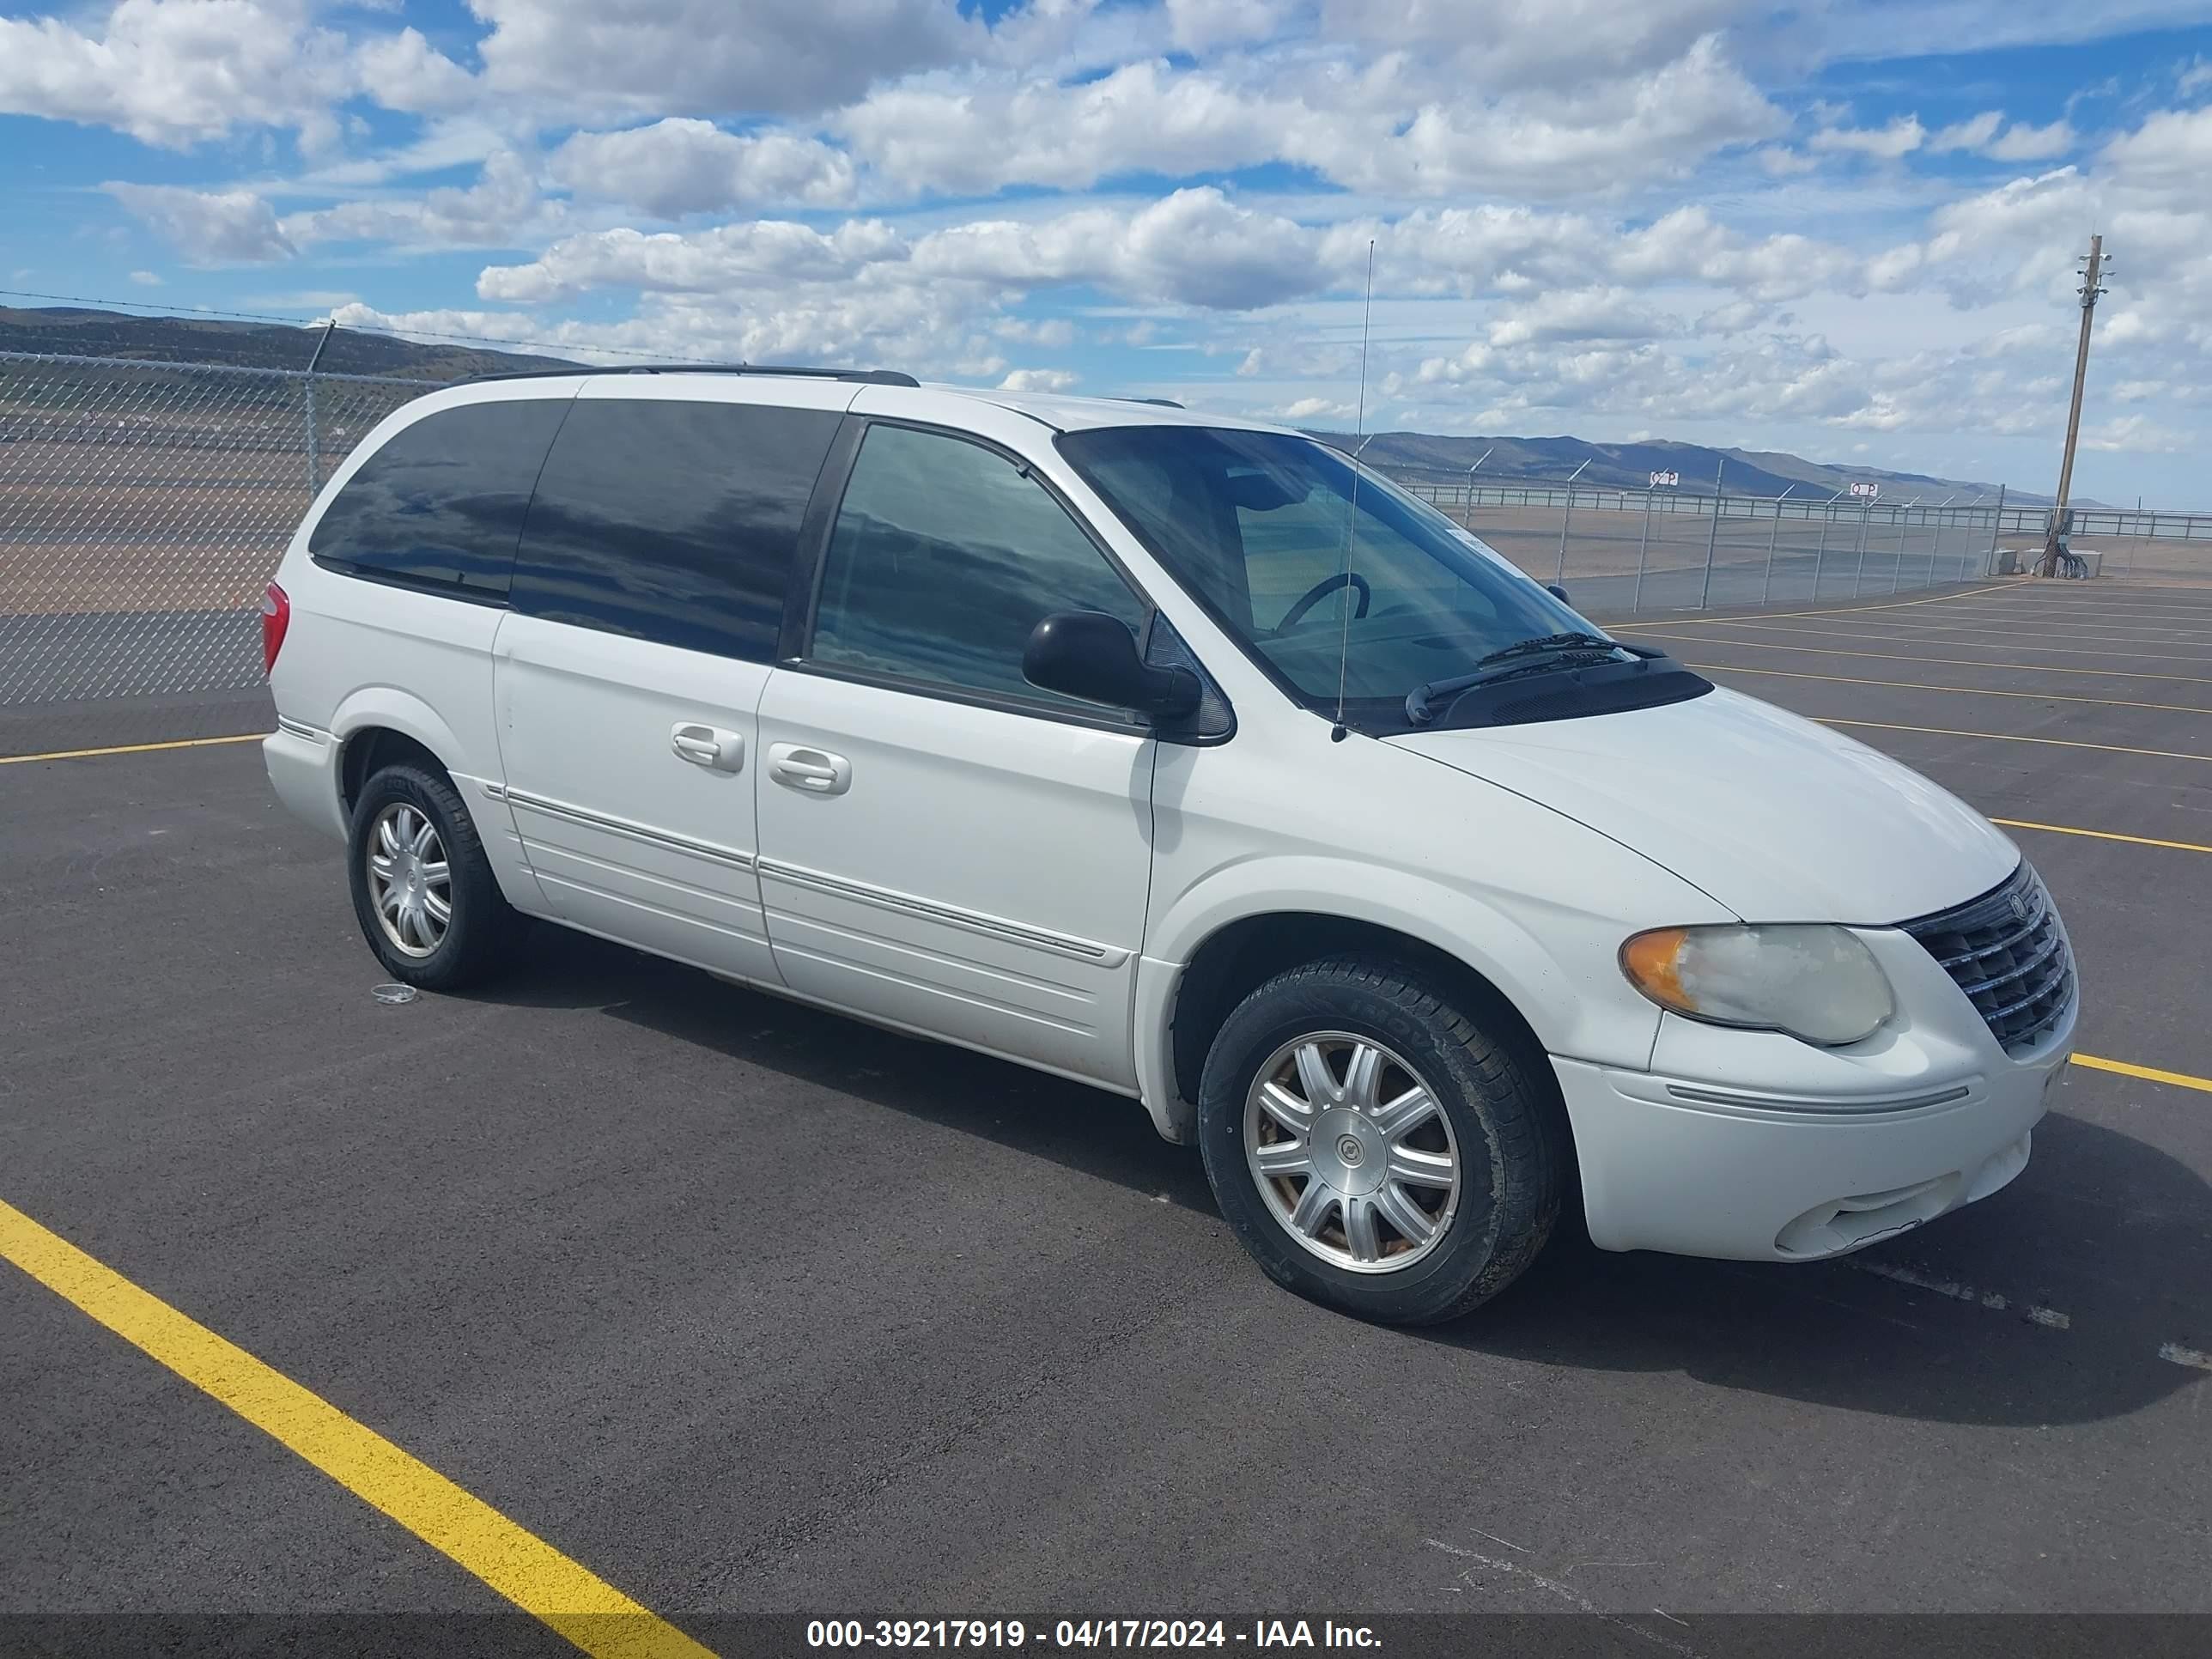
<box><xmin>1243</xmin><ymin>1030</ymin><xmax>1462</xmax><ymax>1273</ymax></box>
<box><xmin>365</xmin><ymin>802</ymin><xmax>453</xmax><ymax>959</ymax></box>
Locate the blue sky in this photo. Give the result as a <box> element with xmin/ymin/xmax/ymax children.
<box><xmin>4</xmin><ymin>0</ymin><xmax>2210</xmax><ymax>501</ymax></box>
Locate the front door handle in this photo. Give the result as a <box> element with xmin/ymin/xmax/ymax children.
<box><xmin>672</xmin><ymin>723</ymin><xmax>744</xmax><ymax>772</ymax></box>
<box><xmin>768</xmin><ymin>743</ymin><xmax>852</xmax><ymax>796</ymax></box>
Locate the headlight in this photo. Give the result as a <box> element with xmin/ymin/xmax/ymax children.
<box><xmin>1620</xmin><ymin>923</ymin><xmax>1895</xmax><ymax>1047</ymax></box>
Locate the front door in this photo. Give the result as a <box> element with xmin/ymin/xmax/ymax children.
<box><xmin>754</xmin><ymin>419</ymin><xmax>1158</xmax><ymax>1090</ymax></box>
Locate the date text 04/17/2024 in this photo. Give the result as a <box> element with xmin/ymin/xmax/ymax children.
<box><xmin>805</xmin><ymin>1620</ymin><xmax>1383</xmax><ymax>1649</ymax></box>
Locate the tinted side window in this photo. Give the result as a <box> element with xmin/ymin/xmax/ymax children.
<box><xmin>511</xmin><ymin>398</ymin><xmax>841</xmax><ymax>661</ymax></box>
<box><xmin>810</xmin><ymin>425</ymin><xmax>1148</xmax><ymax>712</ymax></box>
<box><xmin>309</xmin><ymin>399</ymin><xmax>569</xmax><ymax>599</ymax></box>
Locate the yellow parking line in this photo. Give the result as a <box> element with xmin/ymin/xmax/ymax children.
<box><xmin>2070</xmin><ymin>1054</ymin><xmax>2212</xmax><ymax>1096</ymax></box>
<box><xmin>1634</xmin><ymin>618</ymin><xmax>2212</xmax><ymax>663</ymax></box>
<box><xmin>1632</xmin><ymin>632</ymin><xmax>2212</xmax><ymax>684</ymax></box>
<box><xmin>1613</xmin><ymin>580</ymin><xmax>2027</xmax><ymax>630</ymax></box>
<box><xmin>1687</xmin><ymin>661</ymin><xmax>2212</xmax><ymax>715</ymax></box>
<box><xmin>1802</xmin><ymin>617</ymin><xmax>2212</xmax><ymax>646</ymax></box>
<box><xmin>1873</xmin><ymin>611</ymin><xmax>2212</xmax><ymax>641</ymax></box>
<box><xmin>0</xmin><ymin>733</ymin><xmax>265</xmax><ymax>766</ymax></box>
<box><xmin>1814</xmin><ymin>718</ymin><xmax>2212</xmax><ymax>763</ymax></box>
<box><xmin>0</xmin><ymin>1198</ymin><xmax>714</xmax><ymax>1659</ymax></box>
<box><xmin>1991</xmin><ymin>818</ymin><xmax>2212</xmax><ymax>854</ymax></box>
<box><xmin>1640</xmin><ymin>611</ymin><xmax>2212</xmax><ymax>649</ymax></box>
<box><xmin>1942</xmin><ymin>605</ymin><xmax>2212</xmax><ymax>623</ymax></box>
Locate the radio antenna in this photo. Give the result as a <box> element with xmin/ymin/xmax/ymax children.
<box><xmin>1330</xmin><ymin>238</ymin><xmax>1376</xmax><ymax>743</ymax></box>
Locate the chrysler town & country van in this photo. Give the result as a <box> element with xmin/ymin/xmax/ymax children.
<box><xmin>262</xmin><ymin>367</ymin><xmax>2077</xmax><ymax>1322</ymax></box>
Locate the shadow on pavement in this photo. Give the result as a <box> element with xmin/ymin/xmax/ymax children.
<box><xmin>478</xmin><ymin>923</ymin><xmax>2209</xmax><ymax>1430</ymax></box>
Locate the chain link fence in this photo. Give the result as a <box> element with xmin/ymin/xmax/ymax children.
<box><xmin>1</xmin><ymin>351</ymin><xmax>434</xmax><ymax>756</ymax></box>
<box><xmin>1393</xmin><ymin>478</ymin><xmax>2212</xmax><ymax>611</ymax></box>
<box><xmin>8</xmin><ymin>349</ymin><xmax>2212</xmax><ymax>758</ymax></box>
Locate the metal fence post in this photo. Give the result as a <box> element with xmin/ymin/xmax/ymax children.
<box><xmin>1850</xmin><ymin>500</ymin><xmax>1872</xmax><ymax>595</ymax></box>
<box><xmin>1696</xmin><ymin>460</ymin><xmax>1725</xmax><ymax>608</ymax></box>
<box><xmin>302</xmin><ymin>319</ymin><xmax>337</xmax><ymax>494</ymax></box>
<box><xmin>1632</xmin><ymin>490</ymin><xmax>1654</xmax><ymax>611</ymax></box>
<box><xmin>1986</xmin><ymin>483</ymin><xmax>2006</xmax><ymax>574</ymax></box>
<box><xmin>1761</xmin><ymin>494</ymin><xmax>1784</xmax><ymax>603</ymax></box>
<box><xmin>1555</xmin><ymin>487</ymin><xmax>1573</xmax><ymax>584</ymax></box>
<box><xmin>1811</xmin><ymin>502</ymin><xmax>1832</xmax><ymax>597</ymax></box>
<box><xmin>1887</xmin><ymin>505</ymin><xmax>1911</xmax><ymax>592</ymax></box>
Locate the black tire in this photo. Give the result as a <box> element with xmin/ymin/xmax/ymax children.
<box><xmin>1196</xmin><ymin>953</ymin><xmax>1566</xmax><ymax>1325</ymax></box>
<box><xmin>346</xmin><ymin>763</ymin><xmax>522</xmax><ymax>992</ymax></box>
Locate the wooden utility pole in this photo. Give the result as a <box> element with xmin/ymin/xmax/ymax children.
<box><xmin>2040</xmin><ymin>234</ymin><xmax>2107</xmax><ymax>576</ymax></box>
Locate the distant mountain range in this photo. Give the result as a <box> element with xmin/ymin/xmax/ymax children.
<box><xmin>1</xmin><ymin>305</ymin><xmax>2057</xmax><ymax>504</ymax></box>
<box><xmin>1311</xmin><ymin>430</ymin><xmax>2059</xmax><ymax>508</ymax></box>
<box><xmin>0</xmin><ymin>305</ymin><xmax>574</xmax><ymax>381</ymax></box>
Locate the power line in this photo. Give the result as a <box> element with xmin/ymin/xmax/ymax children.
<box><xmin>0</xmin><ymin>286</ymin><xmax>716</xmax><ymax>365</ymax></box>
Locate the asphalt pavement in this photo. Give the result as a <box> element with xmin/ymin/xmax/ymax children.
<box><xmin>3</xmin><ymin>578</ymin><xmax>2209</xmax><ymax>1652</ymax></box>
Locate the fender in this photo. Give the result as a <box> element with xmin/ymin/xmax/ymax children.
<box><xmin>325</xmin><ymin>684</ymin><xmax>547</xmax><ymax>915</ymax></box>
<box><xmin>1132</xmin><ymin>853</ymin><xmax>1717</xmax><ymax>1142</ymax></box>
<box><xmin>330</xmin><ymin>685</ymin><xmax>480</xmax><ymax>789</ymax></box>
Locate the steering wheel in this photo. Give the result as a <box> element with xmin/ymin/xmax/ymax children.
<box><xmin>1273</xmin><ymin>570</ymin><xmax>1370</xmax><ymax>634</ymax></box>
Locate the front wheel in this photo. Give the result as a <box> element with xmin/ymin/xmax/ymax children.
<box><xmin>1196</xmin><ymin>955</ymin><xmax>1566</xmax><ymax>1324</ymax></box>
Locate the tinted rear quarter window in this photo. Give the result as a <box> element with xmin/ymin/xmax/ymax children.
<box><xmin>512</xmin><ymin>398</ymin><xmax>841</xmax><ymax>662</ymax></box>
<box><xmin>309</xmin><ymin>398</ymin><xmax>570</xmax><ymax>599</ymax></box>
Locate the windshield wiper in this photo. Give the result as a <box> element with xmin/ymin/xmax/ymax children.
<box><xmin>1404</xmin><ymin>634</ymin><xmax>1653</xmax><ymax>725</ymax></box>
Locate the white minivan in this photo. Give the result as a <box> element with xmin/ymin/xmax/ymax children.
<box><xmin>262</xmin><ymin>367</ymin><xmax>2076</xmax><ymax>1323</ymax></box>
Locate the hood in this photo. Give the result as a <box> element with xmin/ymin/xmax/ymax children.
<box><xmin>1387</xmin><ymin>687</ymin><xmax>2018</xmax><ymax>925</ymax></box>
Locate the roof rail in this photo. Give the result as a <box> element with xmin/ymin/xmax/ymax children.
<box><xmin>466</xmin><ymin>362</ymin><xmax>921</xmax><ymax>387</ymax></box>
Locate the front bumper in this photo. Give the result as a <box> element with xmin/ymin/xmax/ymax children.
<box><xmin>1554</xmin><ymin>1038</ymin><xmax>2069</xmax><ymax>1261</ymax></box>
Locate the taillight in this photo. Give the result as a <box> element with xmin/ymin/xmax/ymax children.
<box><xmin>260</xmin><ymin>581</ymin><xmax>290</xmax><ymax>676</ymax></box>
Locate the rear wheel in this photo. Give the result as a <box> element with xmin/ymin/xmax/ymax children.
<box><xmin>1197</xmin><ymin>954</ymin><xmax>1565</xmax><ymax>1324</ymax></box>
<box><xmin>346</xmin><ymin>763</ymin><xmax>521</xmax><ymax>991</ymax></box>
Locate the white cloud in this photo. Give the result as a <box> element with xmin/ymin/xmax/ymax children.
<box><xmin>1278</xmin><ymin>396</ymin><xmax>1352</xmax><ymax>421</ymax></box>
<box><xmin>471</xmin><ymin>0</ymin><xmax>981</xmax><ymax>118</ymax></box>
<box><xmin>0</xmin><ymin>0</ymin><xmax>354</xmax><ymax>147</ymax></box>
<box><xmin>1810</xmin><ymin>114</ymin><xmax>1925</xmax><ymax>159</ymax></box>
<box><xmin>833</xmin><ymin>33</ymin><xmax>1779</xmax><ymax>200</ymax></box>
<box><xmin>106</xmin><ymin>182</ymin><xmax>297</xmax><ymax>264</ymax></box>
<box><xmin>478</xmin><ymin>217</ymin><xmax>908</xmax><ymax>303</ymax></box>
<box><xmin>550</xmin><ymin>119</ymin><xmax>856</xmax><ymax>217</ymax></box>
<box><xmin>995</xmin><ymin>316</ymin><xmax>1078</xmax><ymax>347</ymax></box>
<box><xmin>353</xmin><ymin>27</ymin><xmax>476</xmax><ymax>114</ymax></box>
<box><xmin>1485</xmin><ymin>287</ymin><xmax>1679</xmax><ymax>348</ymax></box>
<box><xmin>126</xmin><ymin>269</ymin><xmax>162</xmax><ymax>286</ymax></box>
<box><xmin>2100</xmin><ymin>103</ymin><xmax>2212</xmax><ymax>184</ymax></box>
<box><xmin>911</xmin><ymin>188</ymin><xmax>1328</xmax><ymax>308</ymax></box>
<box><xmin>282</xmin><ymin>153</ymin><xmax>557</xmax><ymax>251</ymax></box>
<box><xmin>1985</xmin><ymin>117</ymin><xmax>2075</xmax><ymax>161</ymax></box>
<box><xmin>1164</xmin><ymin>0</ymin><xmax>1293</xmax><ymax>52</ymax></box>
<box><xmin>999</xmin><ymin>367</ymin><xmax>1079</xmax><ymax>391</ymax></box>
<box><xmin>1928</xmin><ymin>112</ymin><xmax>2003</xmax><ymax>153</ymax></box>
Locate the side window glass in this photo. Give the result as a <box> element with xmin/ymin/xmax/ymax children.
<box><xmin>811</xmin><ymin>425</ymin><xmax>1148</xmax><ymax>710</ymax></box>
<box><xmin>510</xmin><ymin>398</ymin><xmax>841</xmax><ymax>662</ymax></box>
<box><xmin>308</xmin><ymin>398</ymin><xmax>570</xmax><ymax>598</ymax></box>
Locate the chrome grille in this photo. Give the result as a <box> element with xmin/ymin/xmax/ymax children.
<box><xmin>1898</xmin><ymin>863</ymin><xmax>2074</xmax><ymax>1054</ymax></box>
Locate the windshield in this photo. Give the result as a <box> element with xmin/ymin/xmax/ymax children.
<box><xmin>1057</xmin><ymin>426</ymin><xmax>1595</xmax><ymax>725</ymax></box>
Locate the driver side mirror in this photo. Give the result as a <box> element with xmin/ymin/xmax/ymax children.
<box><xmin>1024</xmin><ymin>611</ymin><xmax>1202</xmax><ymax>719</ymax></box>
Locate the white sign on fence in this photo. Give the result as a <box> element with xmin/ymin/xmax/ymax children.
<box><xmin>1649</xmin><ymin>471</ymin><xmax>1680</xmax><ymax>487</ymax></box>
<box><xmin>1849</xmin><ymin>481</ymin><xmax>1881</xmax><ymax>499</ymax></box>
